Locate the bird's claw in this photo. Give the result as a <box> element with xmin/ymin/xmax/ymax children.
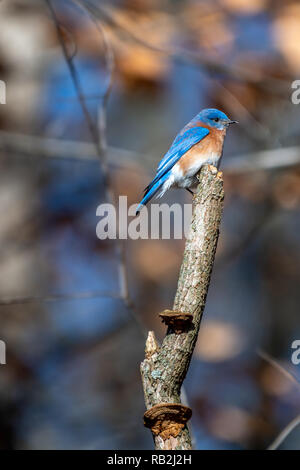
<box><xmin>207</xmin><ymin>164</ymin><xmax>218</xmax><ymax>174</ymax></box>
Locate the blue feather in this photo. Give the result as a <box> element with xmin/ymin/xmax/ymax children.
<box><xmin>144</xmin><ymin>126</ymin><xmax>210</xmax><ymax>195</ymax></box>
<box><xmin>138</xmin><ymin>126</ymin><xmax>210</xmax><ymax>214</ymax></box>
<box><xmin>136</xmin><ymin>171</ymin><xmax>171</xmax><ymax>215</ymax></box>
<box><xmin>157</xmin><ymin>126</ymin><xmax>209</xmax><ymax>171</ymax></box>
<box><xmin>145</xmin><ymin>126</ymin><xmax>209</xmax><ymax>198</ymax></box>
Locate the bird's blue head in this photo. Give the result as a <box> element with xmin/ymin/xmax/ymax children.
<box><xmin>195</xmin><ymin>108</ymin><xmax>237</xmax><ymax>130</ymax></box>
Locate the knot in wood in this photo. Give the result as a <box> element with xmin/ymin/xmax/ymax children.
<box><xmin>143</xmin><ymin>403</ymin><xmax>192</xmax><ymax>440</ymax></box>
<box><xmin>159</xmin><ymin>310</ymin><xmax>193</xmax><ymax>334</ymax></box>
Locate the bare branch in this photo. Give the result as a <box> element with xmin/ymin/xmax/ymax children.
<box><xmin>45</xmin><ymin>0</ymin><xmax>101</xmax><ymax>151</ymax></box>
<box><xmin>224</xmin><ymin>146</ymin><xmax>300</xmax><ymax>174</ymax></box>
<box><xmin>84</xmin><ymin>1</ymin><xmax>288</xmax><ymax>96</ymax></box>
<box><xmin>268</xmin><ymin>414</ymin><xmax>300</xmax><ymax>450</ymax></box>
<box><xmin>0</xmin><ymin>130</ymin><xmax>137</xmax><ymax>166</ymax></box>
<box><xmin>257</xmin><ymin>348</ymin><xmax>300</xmax><ymax>390</ymax></box>
<box><xmin>0</xmin><ymin>290</ymin><xmax>122</xmax><ymax>307</ymax></box>
<box><xmin>1</xmin><ymin>130</ymin><xmax>300</xmax><ymax>173</ymax></box>
<box><xmin>70</xmin><ymin>0</ymin><xmax>114</xmax><ymax>167</ymax></box>
<box><xmin>45</xmin><ymin>0</ymin><xmax>140</xmax><ymax>334</ymax></box>
<box><xmin>141</xmin><ymin>165</ymin><xmax>224</xmax><ymax>450</ymax></box>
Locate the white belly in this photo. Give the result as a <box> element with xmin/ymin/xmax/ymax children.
<box><xmin>156</xmin><ymin>151</ymin><xmax>221</xmax><ymax>198</ymax></box>
<box><xmin>172</xmin><ymin>152</ymin><xmax>220</xmax><ymax>188</ymax></box>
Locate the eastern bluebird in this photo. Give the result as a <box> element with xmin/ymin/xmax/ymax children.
<box><xmin>136</xmin><ymin>108</ymin><xmax>237</xmax><ymax>214</ymax></box>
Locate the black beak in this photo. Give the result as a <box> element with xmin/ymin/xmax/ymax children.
<box><xmin>228</xmin><ymin>120</ymin><xmax>238</xmax><ymax>124</ymax></box>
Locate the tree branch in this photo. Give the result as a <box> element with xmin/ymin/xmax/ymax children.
<box><xmin>140</xmin><ymin>165</ymin><xmax>224</xmax><ymax>450</ymax></box>
<box><xmin>84</xmin><ymin>1</ymin><xmax>288</xmax><ymax>96</ymax></box>
<box><xmin>45</xmin><ymin>0</ymin><xmax>101</xmax><ymax>151</ymax></box>
<box><xmin>2</xmin><ymin>130</ymin><xmax>300</xmax><ymax>173</ymax></box>
<box><xmin>268</xmin><ymin>415</ymin><xmax>300</xmax><ymax>450</ymax></box>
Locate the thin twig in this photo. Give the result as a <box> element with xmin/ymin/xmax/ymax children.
<box><xmin>0</xmin><ymin>291</ymin><xmax>122</xmax><ymax>306</ymax></box>
<box><xmin>45</xmin><ymin>0</ymin><xmax>142</xmax><ymax>334</ymax></box>
<box><xmin>46</xmin><ymin>0</ymin><xmax>101</xmax><ymax>151</ymax></box>
<box><xmin>84</xmin><ymin>1</ymin><xmax>288</xmax><ymax>95</ymax></box>
<box><xmin>267</xmin><ymin>415</ymin><xmax>300</xmax><ymax>450</ymax></box>
<box><xmin>260</xmin><ymin>348</ymin><xmax>300</xmax><ymax>451</ymax></box>
<box><xmin>1</xmin><ymin>130</ymin><xmax>300</xmax><ymax>173</ymax></box>
<box><xmin>71</xmin><ymin>0</ymin><xmax>114</xmax><ymax>175</ymax></box>
<box><xmin>257</xmin><ymin>348</ymin><xmax>300</xmax><ymax>390</ymax></box>
<box><xmin>0</xmin><ymin>130</ymin><xmax>138</xmax><ymax>165</ymax></box>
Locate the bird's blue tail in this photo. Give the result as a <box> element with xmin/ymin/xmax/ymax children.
<box><xmin>136</xmin><ymin>172</ymin><xmax>170</xmax><ymax>215</ymax></box>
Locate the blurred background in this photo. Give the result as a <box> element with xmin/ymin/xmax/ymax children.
<box><xmin>0</xmin><ymin>0</ymin><xmax>299</xmax><ymax>450</ymax></box>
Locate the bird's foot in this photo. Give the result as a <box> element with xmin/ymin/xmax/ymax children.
<box><xmin>207</xmin><ymin>164</ymin><xmax>218</xmax><ymax>174</ymax></box>
<box><xmin>185</xmin><ymin>188</ymin><xmax>194</xmax><ymax>195</ymax></box>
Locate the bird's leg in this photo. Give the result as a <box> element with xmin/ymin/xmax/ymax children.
<box><xmin>207</xmin><ymin>164</ymin><xmax>218</xmax><ymax>174</ymax></box>
<box><xmin>207</xmin><ymin>164</ymin><xmax>222</xmax><ymax>179</ymax></box>
<box><xmin>186</xmin><ymin>188</ymin><xmax>194</xmax><ymax>195</ymax></box>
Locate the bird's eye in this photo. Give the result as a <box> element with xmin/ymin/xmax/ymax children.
<box><xmin>213</xmin><ymin>118</ymin><xmax>219</xmax><ymax>122</ymax></box>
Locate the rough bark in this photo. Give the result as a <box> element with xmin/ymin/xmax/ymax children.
<box><xmin>140</xmin><ymin>165</ymin><xmax>224</xmax><ymax>450</ymax></box>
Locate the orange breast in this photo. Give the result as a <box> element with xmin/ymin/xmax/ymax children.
<box><xmin>177</xmin><ymin>126</ymin><xmax>226</xmax><ymax>175</ymax></box>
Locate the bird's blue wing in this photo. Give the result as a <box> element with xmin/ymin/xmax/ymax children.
<box><xmin>136</xmin><ymin>125</ymin><xmax>210</xmax><ymax>214</ymax></box>
<box><xmin>145</xmin><ymin>126</ymin><xmax>210</xmax><ymax>193</ymax></box>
